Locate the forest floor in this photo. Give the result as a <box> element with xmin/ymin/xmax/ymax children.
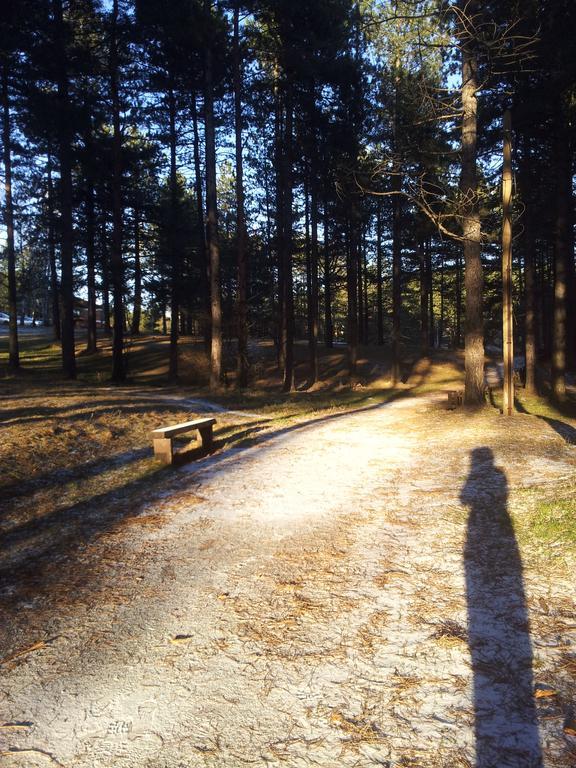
<box><xmin>1</xmin><ymin>332</ymin><xmax>576</xmax><ymax>767</ymax></box>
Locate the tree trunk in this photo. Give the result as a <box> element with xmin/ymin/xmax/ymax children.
<box><xmin>191</xmin><ymin>94</ymin><xmax>210</xmax><ymax>349</ymax></box>
<box><xmin>204</xmin><ymin>0</ymin><xmax>222</xmax><ymax>389</ymax></box>
<box><xmin>323</xmin><ymin>190</ymin><xmax>333</xmax><ymax>348</ymax></box>
<box><xmin>460</xmin><ymin>11</ymin><xmax>485</xmax><ymax>404</ymax></box>
<box><xmin>168</xmin><ymin>80</ymin><xmax>179</xmax><ymax>380</ymax></box>
<box><xmin>85</xmin><ymin>180</ymin><xmax>97</xmax><ymax>353</ymax></box>
<box><xmin>519</xmin><ymin>135</ymin><xmax>537</xmax><ymax>393</ymax></box>
<box><xmin>281</xmin><ymin>86</ymin><xmax>295</xmax><ymax>392</ymax></box>
<box><xmin>551</xmin><ymin>104</ymin><xmax>570</xmax><ymax>401</ymax></box>
<box><xmin>376</xmin><ymin>202</ymin><xmax>384</xmax><ymax>346</ymax></box>
<box><xmin>347</xmin><ymin>219</ymin><xmax>359</xmax><ymax>378</ymax></box>
<box><xmin>109</xmin><ymin>0</ymin><xmax>125</xmax><ymax>382</ymax></box>
<box><xmin>46</xmin><ymin>150</ymin><xmax>61</xmax><ymax>340</ymax></box>
<box><xmin>54</xmin><ymin>0</ymin><xmax>76</xmax><ymax>379</ymax></box>
<box><xmin>418</xmin><ymin>237</ymin><xmax>429</xmax><ymax>354</ymax></box>
<box><xmin>502</xmin><ymin>109</ymin><xmax>514</xmax><ymax>416</ymax></box>
<box><xmin>131</xmin><ymin>195</ymin><xmax>142</xmax><ymax>336</ymax></box>
<box><xmin>234</xmin><ymin>3</ymin><xmax>249</xmax><ymax>388</ymax></box>
<box><xmin>309</xmin><ymin>172</ymin><xmax>319</xmax><ymax>385</ymax></box>
<box><xmin>391</xmin><ymin>174</ymin><xmax>402</xmax><ymax>383</ymax></box>
<box><xmin>2</xmin><ymin>61</ymin><xmax>19</xmax><ymax>370</ymax></box>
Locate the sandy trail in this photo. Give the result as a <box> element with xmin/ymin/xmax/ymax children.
<box><xmin>1</xmin><ymin>394</ymin><xmax>575</xmax><ymax>767</ymax></box>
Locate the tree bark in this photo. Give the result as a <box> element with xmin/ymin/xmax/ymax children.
<box><xmin>376</xmin><ymin>202</ymin><xmax>384</xmax><ymax>346</ymax></box>
<box><xmin>323</xmin><ymin>190</ymin><xmax>333</xmax><ymax>348</ymax></box>
<box><xmin>551</xmin><ymin>103</ymin><xmax>570</xmax><ymax>401</ymax></box>
<box><xmin>54</xmin><ymin>0</ymin><xmax>76</xmax><ymax>379</ymax></box>
<box><xmin>168</xmin><ymin>79</ymin><xmax>179</xmax><ymax>380</ymax></box>
<box><xmin>418</xmin><ymin>237</ymin><xmax>428</xmax><ymax>354</ymax></box>
<box><xmin>109</xmin><ymin>0</ymin><xmax>125</xmax><ymax>382</ymax></box>
<box><xmin>502</xmin><ymin>109</ymin><xmax>514</xmax><ymax>415</ymax></box>
<box><xmin>131</xmin><ymin>194</ymin><xmax>142</xmax><ymax>335</ymax></box>
<box><xmin>85</xmin><ymin>180</ymin><xmax>97</xmax><ymax>353</ymax></box>
<box><xmin>2</xmin><ymin>60</ymin><xmax>19</xmax><ymax>370</ymax></box>
<box><xmin>346</xmin><ymin>218</ymin><xmax>359</xmax><ymax>378</ymax></box>
<box><xmin>281</xmin><ymin>85</ymin><xmax>294</xmax><ymax>392</ymax></box>
<box><xmin>204</xmin><ymin>0</ymin><xmax>222</xmax><ymax>389</ymax></box>
<box><xmin>233</xmin><ymin>3</ymin><xmax>249</xmax><ymax>388</ymax></box>
<box><xmin>460</xmin><ymin>10</ymin><xmax>485</xmax><ymax>404</ymax></box>
<box><xmin>191</xmin><ymin>94</ymin><xmax>210</xmax><ymax>349</ymax></box>
<box><xmin>46</xmin><ymin>149</ymin><xmax>61</xmax><ymax>340</ymax></box>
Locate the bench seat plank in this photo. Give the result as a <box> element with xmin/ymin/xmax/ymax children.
<box><xmin>151</xmin><ymin>417</ymin><xmax>216</xmax><ymax>439</ymax></box>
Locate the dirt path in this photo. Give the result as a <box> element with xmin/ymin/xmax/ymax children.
<box><xmin>1</xmin><ymin>395</ymin><xmax>575</xmax><ymax>768</ymax></box>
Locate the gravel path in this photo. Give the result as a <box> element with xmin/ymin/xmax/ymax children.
<box><xmin>1</xmin><ymin>394</ymin><xmax>575</xmax><ymax>768</ymax></box>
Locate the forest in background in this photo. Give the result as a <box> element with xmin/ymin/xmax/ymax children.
<box><xmin>1</xmin><ymin>0</ymin><xmax>575</xmax><ymax>404</ymax></box>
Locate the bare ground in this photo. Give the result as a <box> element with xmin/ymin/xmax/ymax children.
<box><xmin>1</xmin><ymin>391</ymin><xmax>575</xmax><ymax>768</ymax></box>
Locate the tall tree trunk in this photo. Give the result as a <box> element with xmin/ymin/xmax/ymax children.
<box><xmin>54</xmin><ymin>0</ymin><xmax>76</xmax><ymax>379</ymax></box>
<box><xmin>323</xmin><ymin>189</ymin><xmax>333</xmax><ymax>348</ymax></box>
<box><xmin>347</xmin><ymin>218</ymin><xmax>359</xmax><ymax>378</ymax></box>
<box><xmin>427</xmin><ymin>238</ymin><xmax>434</xmax><ymax>347</ymax></box>
<box><xmin>85</xmin><ymin>180</ymin><xmax>97</xmax><ymax>353</ymax></box>
<box><xmin>131</xmin><ymin>195</ymin><xmax>142</xmax><ymax>335</ymax></box>
<box><xmin>191</xmin><ymin>94</ymin><xmax>210</xmax><ymax>349</ymax></box>
<box><xmin>234</xmin><ymin>3</ymin><xmax>249</xmax><ymax>388</ymax></box>
<box><xmin>455</xmin><ymin>251</ymin><xmax>462</xmax><ymax>346</ymax></box>
<box><xmin>109</xmin><ymin>0</ymin><xmax>125</xmax><ymax>382</ymax></box>
<box><xmin>460</xmin><ymin>8</ymin><xmax>484</xmax><ymax>404</ymax></box>
<box><xmin>519</xmin><ymin>135</ymin><xmax>537</xmax><ymax>393</ymax></box>
<box><xmin>502</xmin><ymin>109</ymin><xmax>514</xmax><ymax>416</ymax></box>
<box><xmin>204</xmin><ymin>0</ymin><xmax>222</xmax><ymax>389</ymax></box>
<box><xmin>274</xmin><ymin>76</ymin><xmax>285</xmax><ymax>373</ymax></box>
<box><xmin>309</xmin><ymin>170</ymin><xmax>319</xmax><ymax>385</ymax></box>
<box><xmin>376</xmin><ymin>202</ymin><xmax>384</xmax><ymax>346</ymax></box>
<box><xmin>168</xmin><ymin>80</ymin><xmax>179</xmax><ymax>380</ymax></box>
<box><xmin>418</xmin><ymin>237</ymin><xmax>429</xmax><ymax>354</ymax></box>
<box><xmin>281</xmin><ymin>85</ymin><xmax>294</xmax><ymax>392</ymax></box>
<box><xmin>2</xmin><ymin>61</ymin><xmax>19</xmax><ymax>370</ymax></box>
<box><xmin>46</xmin><ymin>150</ymin><xmax>61</xmax><ymax>341</ymax></box>
<box><xmin>391</xmin><ymin>175</ymin><xmax>402</xmax><ymax>383</ymax></box>
<box><xmin>551</xmin><ymin>103</ymin><xmax>570</xmax><ymax>401</ymax></box>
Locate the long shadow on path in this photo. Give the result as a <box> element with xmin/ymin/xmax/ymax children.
<box><xmin>461</xmin><ymin>447</ymin><xmax>542</xmax><ymax>768</ymax></box>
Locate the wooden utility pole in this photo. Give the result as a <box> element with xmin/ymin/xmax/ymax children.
<box><xmin>502</xmin><ymin>109</ymin><xmax>514</xmax><ymax>415</ymax></box>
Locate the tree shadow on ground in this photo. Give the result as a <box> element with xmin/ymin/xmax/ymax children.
<box><xmin>461</xmin><ymin>447</ymin><xmax>542</xmax><ymax>767</ymax></box>
<box><xmin>514</xmin><ymin>398</ymin><xmax>576</xmax><ymax>444</ymax></box>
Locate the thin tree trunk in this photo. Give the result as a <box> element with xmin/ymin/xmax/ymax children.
<box><xmin>519</xmin><ymin>135</ymin><xmax>537</xmax><ymax>393</ymax></box>
<box><xmin>460</xmin><ymin>9</ymin><xmax>485</xmax><ymax>404</ymax></box>
<box><xmin>2</xmin><ymin>61</ymin><xmax>19</xmax><ymax>370</ymax></box>
<box><xmin>392</xmin><ymin>174</ymin><xmax>402</xmax><ymax>383</ymax></box>
<box><xmin>347</xmin><ymin>218</ymin><xmax>358</xmax><ymax>378</ymax></box>
<box><xmin>54</xmin><ymin>0</ymin><xmax>76</xmax><ymax>379</ymax></box>
<box><xmin>309</xmin><ymin>171</ymin><xmax>319</xmax><ymax>384</ymax></box>
<box><xmin>204</xmin><ymin>0</ymin><xmax>222</xmax><ymax>389</ymax></box>
<box><xmin>502</xmin><ymin>109</ymin><xmax>514</xmax><ymax>415</ymax></box>
<box><xmin>234</xmin><ymin>3</ymin><xmax>249</xmax><ymax>387</ymax></box>
<box><xmin>376</xmin><ymin>202</ymin><xmax>384</xmax><ymax>346</ymax></box>
<box><xmin>418</xmin><ymin>237</ymin><xmax>428</xmax><ymax>354</ymax></box>
<box><xmin>191</xmin><ymin>94</ymin><xmax>210</xmax><ymax>348</ymax></box>
<box><xmin>551</xmin><ymin>106</ymin><xmax>570</xmax><ymax>401</ymax></box>
<box><xmin>46</xmin><ymin>150</ymin><xmax>61</xmax><ymax>340</ymax></box>
<box><xmin>109</xmin><ymin>0</ymin><xmax>125</xmax><ymax>382</ymax></box>
<box><xmin>281</xmin><ymin>86</ymin><xmax>294</xmax><ymax>392</ymax></box>
<box><xmin>455</xmin><ymin>251</ymin><xmax>462</xmax><ymax>346</ymax></box>
<box><xmin>131</xmin><ymin>195</ymin><xmax>142</xmax><ymax>335</ymax></box>
<box><xmin>323</xmin><ymin>189</ymin><xmax>333</xmax><ymax>348</ymax></box>
<box><xmin>85</xmin><ymin>180</ymin><xmax>97</xmax><ymax>353</ymax></box>
<box><xmin>168</xmin><ymin>80</ymin><xmax>179</xmax><ymax>380</ymax></box>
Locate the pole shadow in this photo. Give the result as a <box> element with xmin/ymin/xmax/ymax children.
<box><xmin>461</xmin><ymin>447</ymin><xmax>543</xmax><ymax>768</ymax></box>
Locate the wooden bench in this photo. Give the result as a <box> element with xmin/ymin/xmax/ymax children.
<box><xmin>151</xmin><ymin>417</ymin><xmax>216</xmax><ymax>465</ymax></box>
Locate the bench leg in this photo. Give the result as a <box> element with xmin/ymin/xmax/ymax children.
<box><xmin>153</xmin><ymin>437</ymin><xmax>173</xmax><ymax>465</ymax></box>
<box><xmin>198</xmin><ymin>425</ymin><xmax>213</xmax><ymax>450</ymax></box>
